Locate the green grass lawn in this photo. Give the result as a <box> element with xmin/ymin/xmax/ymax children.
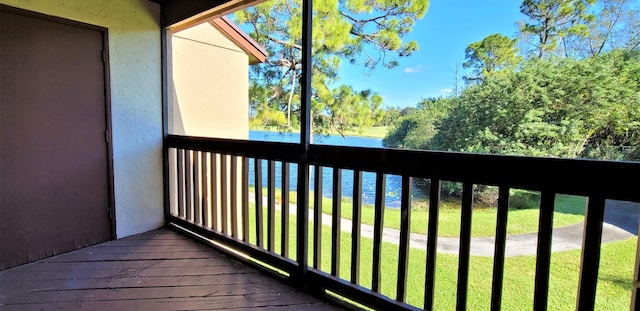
<box><xmin>347</xmin><ymin>126</ymin><xmax>388</xmax><ymax>138</ymax></box>
<box><xmin>321</xmin><ymin>193</ymin><xmax>586</xmax><ymax>237</ymax></box>
<box><xmin>242</xmin><ymin>205</ymin><xmax>635</xmax><ymax>310</ymax></box>
<box><xmin>260</xmin><ymin>188</ymin><xmax>586</xmax><ymax>237</ymax></box>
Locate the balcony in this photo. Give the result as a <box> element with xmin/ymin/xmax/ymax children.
<box><xmin>1</xmin><ymin>134</ymin><xmax>638</xmax><ymax>310</ymax></box>
<box><xmin>162</xmin><ymin>134</ymin><xmax>640</xmax><ymax>310</ymax></box>
<box><xmin>1</xmin><ymin>1</ymin><xmax>639</xmax><ymax>310</ymax></box>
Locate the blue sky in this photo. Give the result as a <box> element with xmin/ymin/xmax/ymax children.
<box><xmin>339</xmin><ymin>0</ymin><xmax>524</xmax><ymax>108</ymax></box>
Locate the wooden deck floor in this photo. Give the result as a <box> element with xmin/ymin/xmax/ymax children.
<box><xmin>0</xmin><ymin>228</ymin><xmax>343</xmax><ymax>310</ymax></box>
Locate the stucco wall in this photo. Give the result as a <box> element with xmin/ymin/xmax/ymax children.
<box><xmin>169</xmin><ymin>22</ymin><xmax>249</xmax><ymax>139</ymax></box>
<box><xmin>0</xmin><ymin>0</ymin><xmax>164</xmax><ymax>238</ymax></box>
<box><xmin>168</xmin><ymin>22</ymin><xmax>250</xmax><ymax>236</ymax></box>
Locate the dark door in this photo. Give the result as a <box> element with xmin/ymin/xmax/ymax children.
<box><xmin>0</xmin><ymin>7</ymin><xmax>113</xmax><ymax>270</ymax></box>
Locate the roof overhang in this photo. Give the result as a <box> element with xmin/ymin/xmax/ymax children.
<box><xmin>210</xmin><ymin>16</ymin><xmax>267</xmax><ymax>64</ymax></box>
<box><xmin>151</xmin><ymin>0</ymin><xmax>266</xmax><ymax>29</ymax></box>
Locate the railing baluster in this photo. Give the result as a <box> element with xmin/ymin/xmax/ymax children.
<box><xmin>456</xmin><ymin>182</ymin><xmax>474</xmax><ymax>310</ymax></box>
<box><xmin>201</xmin><ymin>152</ymin><xmax>209</xmax><ymax>227</ymax></box>
<box><xmin>177</xmin><ymin>149</ymin><xmax>185</xmax><ymax>218</ymax></box>
<box><xmin>242</xmin><ymin>157</ymin><xmax>249</xmax><ymax>241</ymax></box>
<box><xmin>372</xmin><ymin>173</ymin><xmax>386</xmax><ymax>293</ymax></box>
<box><xmin>490</xmin><ymin>186</ymin><xmax>510</xmax><ymax>311</ymax></box>
<box><xmin>424</xmin><ymin>179</ymin><xmax>441</xmax><ymax>310</ymax></box>
<box><xmin>210</xmin><ymin>153</ymin><xmax>218</xmax><ymax>231</ymax></box>
<box><xmin>281</xmin><ymin>162</ymin><xmax>290</xmax><ymax>257</ymax></box>
<box><xmin>331</xmin><ymin>167</ymin><xmax>342</xmax><ymax>277</ymax></box>
<box><xmin>194</xmin><ymin>151</ymin><xmax>202</xmax><ymax>225</ymax></box>
<box><xmin>576</xmin><ymin>196</ymin><xmax>606</xmax><ymax>311</ymax></box>
<box><xmin>254</xmin><ymin>158</ymin><xmax>264</xmax><ymax>248</ymax></box>
<box><xmin>396</xmin><ymin>175</ymin><xmax>412</xmax><ymax>302</ymax></box>
<box><xmin>230</xmin><ymin>156</ymin><xmax>238</xmax><ymax>238</ymax></box>
<box><xmin>534</xmin><ymin>191</ymin><xmax>555</xmax><ymax>311</ymax></box>
<box><xmin>220</xmin><ymin>154</ymin><xmax>228</xmax><ymax>235</ymax></box>
<box><xmin>313</xmin><ymin>165</ymin><xmax>323</xmax><ymax>269</ymax></box>
<box><xmin>268</xmin><ymin>160</ymin><xmax>276</xmax><ymax>252</ymax></box>
<box><xmin>295</xmin><ymin>160</ymin><xmax>310</xmax><ymax>285</ymax></box>
<box><xmin>185</xmin><ymin>150</ymin><xmax>193</xmax><ymax>221</ymax></box>
<box><xmin>351</xmin><ymin>170</ymin><xmax>363</xmax><ymax>284</ymax></box>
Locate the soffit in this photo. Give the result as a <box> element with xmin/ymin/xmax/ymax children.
<box><xmin>150</xmin><ymin>0</ymin><xmax>266</xmax><ymax>28</ymax></box>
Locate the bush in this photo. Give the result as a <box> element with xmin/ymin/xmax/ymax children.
<box><xmin>474</xmin><ymin>186</ymin><xmax>499</xmax><ymax>207</ymax></box>
<box><xmin>509</xmin><ymin>190</ymin><xmax>540</xmax><ymax>210</ymax></box>
<box><xmin>415</xmin><ymin>180</ymin><xmax>500</xmax><ymax>207</ymax></box>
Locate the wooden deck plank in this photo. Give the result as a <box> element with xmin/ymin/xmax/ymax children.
<box><xmin>15</xmin><ymin>258</ymin><xmax>233</xmax><ymax>271</ymax></box>
<box><xmin>0</xmin><ymin>265</ymin><xmax>254</xmax><ymax>281</ymax></box>
<box><xmin>2</xmin><ymin>282</ymin><xmax>297</xmax><ymax>304</ymax></box>
<box><xmin>0</xmin><ymin>228</ymin><xmax>343</xmax><ymax>310</ymax></box>
<box><xmin>42</xmin><ymin>250</ymin><xmax>220</xmax><ymax>262</ymax></box>
<box><xmin>1</xmin><ymin>297</ymin><xmax>337</xmax><ymax>311</ymax></box>
<box><xmin>78</xmin><ymin>243</ymin><xmax>216</xmax><ymax>253</ymax></box>
<box><xmin>0</xmin><ymin>273</ymin><xmax>274</xmax><ymax>295</ymax></box>
<box><xmin>92</xmin><ymin>238</ymin><xmax>194</xmax><ymax>246</ymax></box>
<box><xmin>121</xmin><ymin>229</ymin><xmax>189</xmax><ymax>240</ymax></box>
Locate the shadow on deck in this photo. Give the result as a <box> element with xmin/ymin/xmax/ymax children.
<box><xmin>0</xmin><ymin>228</ymin><xmax>343</xmax><ymax>310</ymax></box>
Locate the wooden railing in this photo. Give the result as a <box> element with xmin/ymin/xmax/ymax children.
<box><xmin>164</xmin><ymin>134</ymin><xmax>640</xmax><ymax>311</ymax></box>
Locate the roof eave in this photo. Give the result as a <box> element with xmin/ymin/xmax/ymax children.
<box><xmin>210</xmin><ymin>16</ymin><xmax>268</xmax><ymax>64</ymax></box>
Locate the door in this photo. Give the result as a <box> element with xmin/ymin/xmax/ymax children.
<box><xmin>0</xmin><ymin>6</ymin><xmax>113</xmax><ymax>270</ymax></box>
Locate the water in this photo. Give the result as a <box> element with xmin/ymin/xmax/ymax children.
<box><xmin>250</xmin><ymin>130</ymin><xmax>385</xmax><ymax>148</ymax></box>
<box><xmin>248</xmin><ymin>131</ymin><xmax>428</xmax><ymax>207</ymax></box>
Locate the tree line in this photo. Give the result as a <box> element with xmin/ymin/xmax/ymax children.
<box><xmin>236</xmin><ymin>0</ymin><xmax>638</xmax><ymax>161</ymax></box>
<box><xmin>384</xmin><ymin>0</ymin><xmax>639</xmax><ymax>161</ymax></box>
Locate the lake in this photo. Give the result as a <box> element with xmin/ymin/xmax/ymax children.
<box><xmin>248</xmin><ymin>131</ymin><xmax>428</xmax><ymax>207</ymax></box>
<box><xmin>250</xmin><ymin>130</ymin><xmax>385</xmax><ymax>148</ymax></box>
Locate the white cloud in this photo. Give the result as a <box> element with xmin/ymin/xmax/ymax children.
<box><xmin>403</xmin><ymin>65</ymin><xmax>422</xmax><ymax>73</ymax></box>
<box><xmin>440</xmin><ymin>88</ymin><xmax>453</xmax><ymax>94</ymax></box>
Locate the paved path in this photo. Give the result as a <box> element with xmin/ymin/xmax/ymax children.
<box><xmin>267</xmin><ymin>198</ymin><xmax>639</xmax><ymax>257</ymax></box>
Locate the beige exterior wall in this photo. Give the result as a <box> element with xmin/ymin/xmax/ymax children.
<box><xmin>0</xmin><ymin>0</ymin><xmax>164</xmax><ymax>238</ymax></box>
<box><xmin>168</xmin><ymin>22</ymin><xmax>251</xmax><ymax>237</ymax></box>
<box><xmin>169</xmin><ymin>22</ymin><xmax>249</xmax><ymax>139</ymax></box>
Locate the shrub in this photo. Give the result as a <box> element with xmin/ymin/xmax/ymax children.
<box><xmin>474</xmin><ymin>186</ymin><xmax>499</xmax><ymax>207</ymax></box>
<box><xmin>509</xmin><ymin>190</ymin><xmax>540</xmax><ymax>210</ymax></box>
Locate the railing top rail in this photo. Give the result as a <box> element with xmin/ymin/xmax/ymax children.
<box><xmin>309</xmin><ymin>144</ymin><xmax>640</xmax><ymax>202</ymax></box>
<box><xmin>166</xmin><ymin>134</ymin><xmax>302</xmax><ymax>163</ymax></box>
<box><xmin>166</xmin><ymin>135</ymin><xmax>640</xmax><ymax>202</ymax></box>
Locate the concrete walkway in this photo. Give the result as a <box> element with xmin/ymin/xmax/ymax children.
<box><xmin>265</xmin><ymin>197</ymin><xmax>638</xmax><ymax>257</ymax></box>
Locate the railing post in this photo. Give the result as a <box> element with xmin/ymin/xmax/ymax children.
<box><xmin>161</xmin><ymin>27</ymin><xmax>171</xmax><ymax>227</ymax></box>
<box><xmin>296</xmin><ymin>0</ymin><xmax>312</xmax><ymax>288</ymax></box>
